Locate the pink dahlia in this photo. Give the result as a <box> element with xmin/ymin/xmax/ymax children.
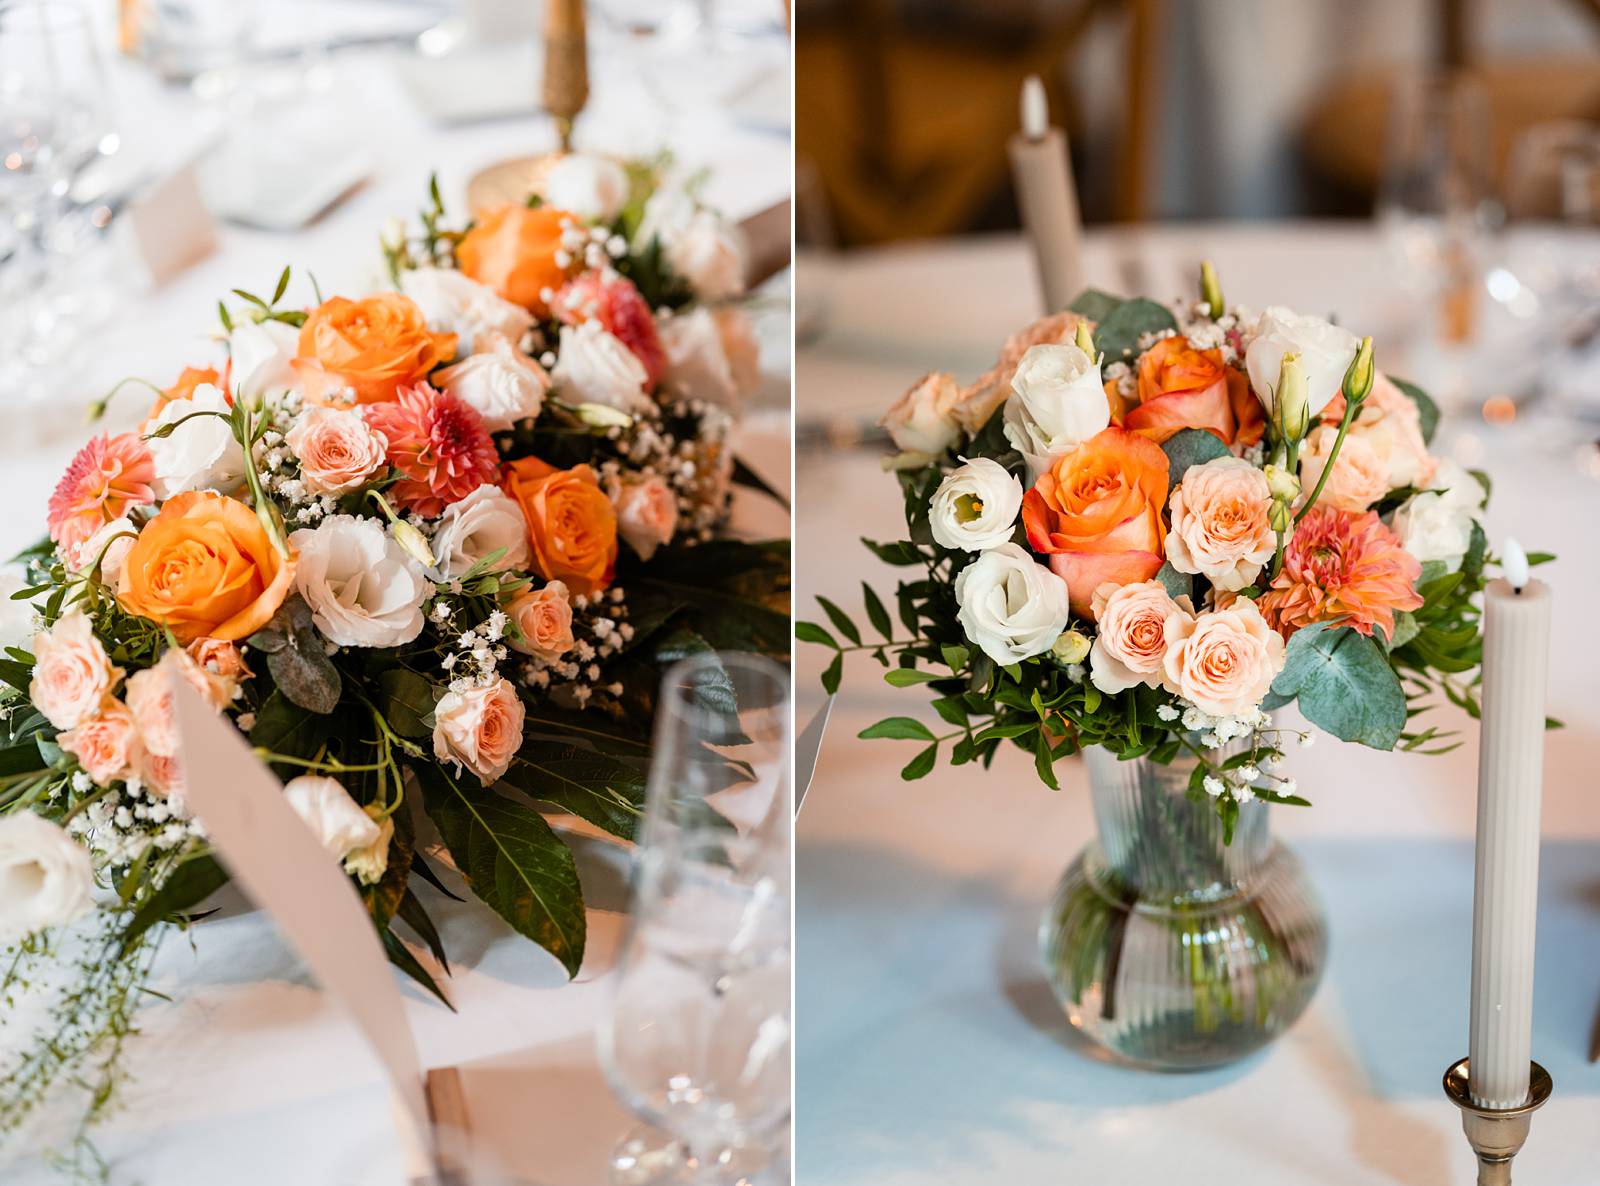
<box><xmin>47</xmin><ymin>433</ymin><xmax>157</xmax><ymax>561</ymax></box>
<box><xmin>1258</xmin><ymin>506</ymin><xmax>1424</xmax><ymax>641</ymax></box>
<box><xmin>364</xmin><ymin>383</ymin><xmax>500</xmax><ymax>517</ymax></box>
<box><xmin>551</xmin><ymin>272</ymin><xmax>666</xmax><ymax>386</ymax></box>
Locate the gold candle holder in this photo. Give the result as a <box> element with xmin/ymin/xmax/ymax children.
<box><xmin>465</xmin><ymin>0</ymin><xmax>589</xmax><ymax>216</ymax></box>
<box><xmin>1441</xmin><ymin>1058</ymin><xmax>1553</xmax><ymax>1186</ymax></box>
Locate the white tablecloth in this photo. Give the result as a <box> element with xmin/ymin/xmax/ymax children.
<box><xmin>795</xmin><ymin>228</ymin><xmax>1600</xmax><ymax>1185</ymax></box>
<box><xmin>0</xmin><ymin>29</ymin><xmax>790</xmax><ymax>1186</ymax></box>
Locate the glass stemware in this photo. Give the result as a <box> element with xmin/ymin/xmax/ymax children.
<box><xmin>598</xmin><ymin>652</ymin><xmax>791</xmax><ymax>1186</ymax></box>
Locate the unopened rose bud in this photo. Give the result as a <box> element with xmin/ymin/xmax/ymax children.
<box><xmin>1073</xmin><ymin>320</ymin><xmax>1097</xmax><ymax>362</ymax></box>
<box><xmin>391</xmin><ymin>520</ymin><xmax>436</xmax><ymax>570</ymax></box>
<box><xmin>1269</xmin><ymin>498</ymin><xmax>1293</xmax><ymax>534</ymax></box>
<box><xmin>1200</xmin><ymin>261</ymin><xmax>1224</xmax><ymax>320</ymax></box>
<box><xmin>380</xmin><ymin>216</ymin><xmax>407</xmax><ymax>252</ymax></box>
<box><xmin>1342</xmin><ymin>335</ymin><xmax>1375</xmax><ymax>406</ymax></box>
<box><xmin>1051</xmin><ymin>629</ymin><xmax>1090</xmax><ymax>665</ymax></box>
<box><xmin>1262</xmin><ymin>463</ymin><xmax>1300</xmax><ymax>502</ymax></box>
<box><xmin>1275</xmin><ymin>351</ymin><xmax>1310</xmax><ymax>443</ymax></box>
<box><xmin>575</xmin><ymin>402</ymin><xmax>633</xmax><ymax>429</ymax></box>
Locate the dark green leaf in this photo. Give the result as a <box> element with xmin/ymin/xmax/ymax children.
<box><xmin>858</xmin><ymin>717</ymin><xmax>935</xmax><ymax>741</ymax></box>
<box><xmin>382</xmin><ymin>928</ymin><xmax>455</xmax><ymax>1009</ymax></box>
<box><xmin>249</xmin><ymin>691</ymin><xmax>336</xmax><ymax>767</ymax></box>
<box><xmin>796</xmin><ymin>621</ymin><xmax>837</xmax><ymax>649</ymax></box>
<box><xmin>417</xmin><ymin>764</ymin><xmax>586</xmax><ymax>977</ymax></box>
<box><xmin>272</xmin><ymin>265</ymin><xmax>291</xmax><ymax>304</ymax></box>
<box><xmin>900</xmin><ymin>743</ymin><xmax>938</xmax><ymax>780</ymax></box>
<box><xmin>0</xmin><ymin>657</ymin><xmax>32</xmax><ymax>695</ymax></box>
<box><xmin>395</xmin><ymin>888</ymin><xmax>451</xmax><ymax>974</ymax></box>
<box><xmin>815</xmin><ymin>597</ymin><xmax>861</xmax><ymax>646</ymax></box>
<box><xmin>121</xmin><ymin>854</ymin><xmax>229</xmax><ymax>953</ymax></box>
<box><xmin>378</xmin><ymin>669</ymin><xmax>436</xmax><ymax>739</ymax></box>
<box><xmin>730</xmin><ymin>456</ymin><xmax>789</xmax><ymax>509</ymax></box>
<box><xmin>1389</xmin><ymin>376</ymin><xmax>1439</xmax><ymax>444</ymax></box>
<box><xmin>1034</xmin><ymin>730</ymin><xmax>1060</xmax><ymax>790</ymax></box>
<box><xmin>503</xmin><ymin>740</ymin><xmax>648</xmax><ymax>841</ymax></box>
<box><xmin>862</xmin><ymin>583</ymin><xmax>893</xmax><ymax>641</ymax></box>
<box><xmin>884</xmin><ymin>668</ymin><xmax>943</xmax><ymax>687</ymax></box>
<box><xmin>820</xmin><ymin>652</ymin><xmax>843</xmax><ymax>694</ymax></box>
<box><xmin>861</xmin><ymin>538</ymin><xmax>925</xmax><ymax>566</ymax></box>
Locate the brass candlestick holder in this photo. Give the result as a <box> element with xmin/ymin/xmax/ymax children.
<box><xmin>465</xmin><ymin>0</ymin><xmax>589</xmax><ymax>216</ymax></box>
<box><xmin>1441</xmin><ymin>1058</ymin><xmax>1553</xmax><ymax>1185</ymax></box>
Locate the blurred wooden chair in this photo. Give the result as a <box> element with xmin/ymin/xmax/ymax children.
<box><xmin>795</xmin><ymin>0</ymin><xmax>1161</xmax><ymax>247</ymax></box>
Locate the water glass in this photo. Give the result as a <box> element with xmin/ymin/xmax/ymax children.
<box><xmin>598</xmin><ymin>652</ymin><xmax>791</xmax><ymax>1186</ymax></box>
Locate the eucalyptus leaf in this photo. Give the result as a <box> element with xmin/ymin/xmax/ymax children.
<box><xmin>1067</xmin><ymin>289</ymin><xmax>1124</xmax><ymax>322</ymax></box>
<box><xmin>1155</xmin><ymin>561</ymin><xmax>1192</xmax><ymax>603</ymax></box>
<box><xmin>1161</xmin><ymin>428</ymin><xmax>1230</xmax><ymax>492</ymax></box>
<box><xmin>1269</xmin><ymin>622</ymin><xmax>1406</xmax><ymax>749</ymax></box>
<box><xmin>1093</xmin><ymin>298</ymin><xmax>1178</xmax><ymax>363</ymax></box>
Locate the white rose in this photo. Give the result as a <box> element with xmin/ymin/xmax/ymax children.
<box><xmin>282</xmin><ymin>775</ymin><xmax>381</xmax><ymax>860</ymax></box>
<box><xmin>613</xmin><ymin>476</ymin><xmax>677</xmax><ymax>561</ymax></box>
<box><xmin>66</xmin><ymin>516</ymin><xmax>137</xmax><ymax>587</ymax></box>
<box><xmin>552</xmin><ymin>322</ymin><xmax>653</xmax><ymax>415</ymax></box>
<box><xmin>1245</xmin><ymin>306</ymin><xmax>1360</xmax><ymax>421</ymax></box>
<box><xmin>428</xmin><ymin>485</ymin><xmax>531</xmax><ymax>579</ymax></box>
<box><xmin>929</xmin><ymin>457</ymin><xmax>1023</xmax><ymax>552</ymax></box>
<box><xmin>953</xmin><ymin>542</ymin><xmax>1070</xmax><ymax>665</ymax></box>
<box><xmin>399</xmin><ymin>267</ymin><xmax>533</xmax><ymax>357</ymax></box>
<box><xmin>433</xmin><ymin>332</ymin><xmax>550</xmax><ymax>431</ymax></box>
<box><xmin>0</xmin><ymin>813</ymin><xmax>95</xmax><ymax>941</ymax></box>
<box><xmin>658</xmin><ymin>307</ymin><xmax>761</xmax><ymax>407</ymax></box>
<box><xmin>1002</xmin><ymin>344</ymin><xmax>1111</xmax><ymax>479</ymax></box>
<box><xmin>880</xmin><ymin>372</ymin><xmax>961</xmax><ymax>461</ymax></box>
<box><xmin>1391</xmin><ymin>460</ymin><xmax>1486</xmax><ymax>572</ymax></box>
<box><xmin>638</xmin><ymin>187</ymin><xmax>746</xmax><ymax>301</ymax></box>
<box><xmin>542</xmin><ymin>153</ymin><xmax>629</xmax><ymax>222</ymax></box>
<box><xmin>229</xmin><ymin>319</ymin><xmax>300</xmax><ymax>404</ymax></box>
<box><xmin>289</xmin><ymin>515</ymin><xmax>428</xmax><ymax>648</ymax></box>
<box><xmin>148</xmin><ymin>383</ymin><xmax>246</xmax><ymax>498</ymax></box>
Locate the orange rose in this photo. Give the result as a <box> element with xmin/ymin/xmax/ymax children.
<box><xmin>1113</xmin><ymin>336</ymin><xmax>1263</xmax><ymax>447</ymax></box>
<box><xmin>1022</xmin><ymin>426</ymin><xmax>1169</xmax><ymax>617</ymax></box>
<box><xmin>149</xmin><ymin>365</ymin><xmax>221</xmax><ymax>423</ymax></box>
<box><xmin>456</xmin><ymin>204</ymin><xmax>574</xmax><ymax>317</ymax></box>
<box><xmin>295</xmin><ymin>293</ymin><xmax>456</xmax><ymax>405</ymax></box>
<box><xmin>118</xmin><ymin>492</ymin><xmax>295</xmax><ymax>643</ymax></box>
<box><xmin>500</xmin><ymin>457</ymin><xmax>618</xmax><ymax>597</ymax></box>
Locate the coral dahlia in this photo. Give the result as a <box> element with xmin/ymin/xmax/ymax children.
<box><xmin>364</xmin><ymin>383</ymin><xmax>500</xmax><ymax>517</ymax></box>
<box><xmin>47</xmin><ymin>433</ymin><xmax>157</xmax><ymax>562</ymax></box>
<box><xmin>1258</xmin><ymin>506</ymin><xmax>1424</xmax><ymax>641</ymax></box>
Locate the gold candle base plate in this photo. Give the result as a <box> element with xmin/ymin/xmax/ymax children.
<box><xmin>464</xmin><ymin>152</ymin><xmax>566</xmax><ymax>219</ymax></box>
<box><xmin>1441</xmin><ymin>1058</ymin><xmax>1553</xmax><ymax>1186</ymax></box>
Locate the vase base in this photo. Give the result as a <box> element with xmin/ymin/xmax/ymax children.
<box><xmin>1041</xmin><ymin>839</ymin><xmax>1328</xmax><ymax>1072</ymax></box>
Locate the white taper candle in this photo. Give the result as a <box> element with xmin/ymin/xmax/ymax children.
<box><xmin>1007</xmin><ymin>75</ymin><xmax>1084</xmax><ymax>315</ymax></box>
<box><xmin>1468</xmin><ymin>546</ymin><xmax>1551</xmax><ymax>1110</ymax></box>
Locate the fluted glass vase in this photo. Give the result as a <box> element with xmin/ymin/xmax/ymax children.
<box><xmin>1039</xmin><ymin>744</ymin><xmax>1328</xmax><ymax>1070</ymax></box>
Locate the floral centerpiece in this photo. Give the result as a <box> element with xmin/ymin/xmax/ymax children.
<box><xmin>0</xmin><ymin>154</ymin><xmax>789</xmax><ymax>1144</ymax></box>
<box><xmin>803</xmin><ymin>269</ymin><xmax>1542</xmax><ymax>1067</ymax></box>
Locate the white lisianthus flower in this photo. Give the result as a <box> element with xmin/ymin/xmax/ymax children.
<box><xmin>1002</xmin><ymin>343</ymin><xmax>1110</xmax><ymax>479</ymax></box>
<box><xmin>1244</xmin><ymin>306</ymin><xmax>1359</xmax><ymax>421</ymax></box>
<box><xmin>1391</xmin><ymin>459</ymin><xmax>1486</xmax><ymax>572</ymax></box>
<box><xmin>229</xmin><ymin>318</ymin><xmax>301</xmax><ymax>404</ymax></box>
<box><xmin>289</xmin><ymin>515</ymin><xmax>428</xmax><ymax>647</ymax></box>
<box><xmin>428</xmin><ymin>485</ymin><xmax>532</xmax><ymax>579</ymax></box>
<box><xmin>658</xmin><ymin>307</ymin><xmax>761</xmax><ymax>407</ymax></box>
<box><xmin>613</xmin><ymin>475</ymin><xmax>677</xmax><ymax>561</ymax></box>
<box><xmin>929</xmin><ymin>457</ymin><xmax>1023</xmax><ymax>552</ymax></box>
<box><xmin>880</xmin><ymin>372</ymin><xmax>961</xmax><ymax>463</ymax></box>
<box><xmin>637</xmin><ymin>187</ymin><xmax>747</xmax><ymax>301</ymax></box>
<box><xmin>953</xmin><ymin>542</ymin><xmax>1071</xmax><ymax>665</ymax></box>
<box><xmin>148</xmin><ymin>383</ymin><xmax>246</xmax><ymax>498</ymax></box>
<box><xmin>0</xmin><ymin>813</ymin><xmax>95</xmax><ymax>941</ymax></box>
<box><xmin>282</xmin><ymin>775</ymin><xmax>381</xmax><ymax>860</ymax></box>
<box><xmin>399</xmin><ymin>266</ymin><xmax>534</xmax><ymax>357</ymax></box>
<box><xmin>542</xmin><ymin>153</ymin><xmax>629</xmax><ymax>222</ymax></box>
<box><xmin>552</xmin><ymin>322</ymin><xmax>653</xmax><ymax>415</ymax></box>
<box><xmin>343</xmin><ymin>807</ymin><xmax>393</xmax><ymax>885</ymax></box>
<box><xmin>433</xmin><ymin>331</ymin><xmax>550</xmax><ymax>431</ymax></box>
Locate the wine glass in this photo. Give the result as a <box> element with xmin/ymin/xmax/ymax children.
<box><xmin>598</xmin><ymin>652</ymin><xmax>791</xmax><ymax>1186</ymax></box>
